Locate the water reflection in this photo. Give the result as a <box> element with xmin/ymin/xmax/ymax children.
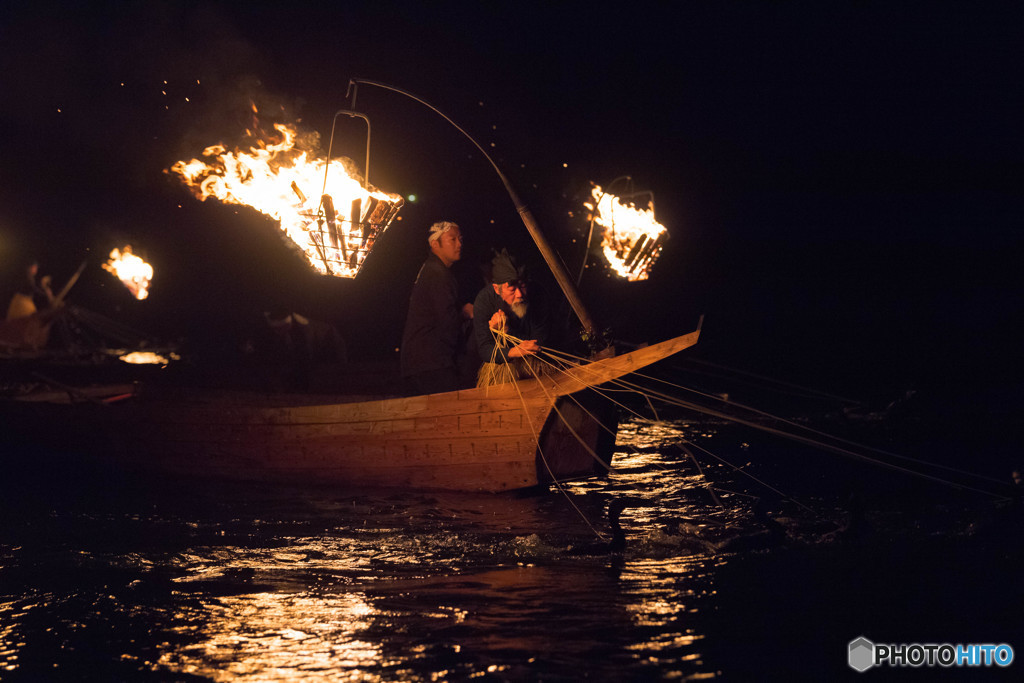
<box><xmin>4</xmin><ymin>413</ymin><xmax>1011</xmax><ymax>679</ymax></box>
<box><xmin>0</xmin><ymin>600</ymin><xmax>25</xmax><ymax>676</ymax></box>
<box><xmin>1</xmin><ymin>417</ymin><xmax>738</xmax><ymax>680</ymax></box>
<box><xmin>160</xmin><ymin>593</ymin><xmax>380</xmax><ymax>681</ymax></box>
<box><xmin>139</xmin><ymin>416</ymin><xmax>737</xmax><ymax>681</ymax></box>
<box><xmin>154</xmin><ymin>562</ymin><xmax>696</xmax><ymax>681</ymax></box>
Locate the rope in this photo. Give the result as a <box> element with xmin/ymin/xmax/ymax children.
<box><xmin>677</xmin><ymin>442</ymin><xmax>727</xmax><ymax>511</ymax></box>
<box><xmin>678</xmin><ymin>357</ymin><xmax>862</xmax><ymax>405</ymax></box>
<box><xmin>621</xmin><ymin>381</ymin><xmax>1005</xmax><ymax>498</ymax></box>
<box><xmin>532</xmin><ymin>343</ymin><xmax>1006</xmax><ymax>496</ymax></box>
<box><xmin>681</xmin><ymin>441</ymin><xmax>815</xmax><ymax>513</ymax></box>
<box><xmin>480</xmin><ymin>325</ymin><xmax>1010</xmax><ymax>536</ymax></box>
<box><xmin>615</xmin><ymin>368</ymin><xmax>1012</xmax><ymax>491</ymax></box>
<box><xmin>484</xmin><ymin>325</ymin><xmax>607</xmax><ymax>540</ymax></box>
<box><xmin>484</xmin><ymin>329</ymin><xmax>618</xmax><ymax>471</ymax></box>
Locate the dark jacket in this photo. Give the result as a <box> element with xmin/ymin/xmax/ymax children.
<box><xmin>473</xmin><ymin>285</ymin><xmax>548</xmax><ymax>364</ymax></box>
<box><xmin>400</xmin><ymin>254</ymin><xmax>461</xmax><ymax>377</ymax></box>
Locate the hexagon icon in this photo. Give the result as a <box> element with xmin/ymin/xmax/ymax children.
<box><xmin>848</xmin><ymin>636</ymin><xmax>875</xmax><ymax>672</ymax></box>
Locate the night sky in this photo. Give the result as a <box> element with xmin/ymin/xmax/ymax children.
<box><xmin>1</xmin><ymin>1</ymin><xmax>1021</xmax><ymax>406</ymax></box>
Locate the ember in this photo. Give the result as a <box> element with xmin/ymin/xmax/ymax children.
<box><xmin>168</xmin><ymin>123</ymin><xmax>403</xmax><ymax>278</ymax></box>
<box><xmin>102</xmin><ymin>246</ymin><xmax>153</xmax><ymax>300</ymax></box>
<box><xmin>584</xmin><ymin>185</ymin><xmax>667</xmax><ymax>281</ymax></box>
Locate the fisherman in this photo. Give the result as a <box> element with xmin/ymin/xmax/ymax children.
<box><xmin>1</xmin><ymin>258</ymin><xmax>64</xmax><ymax>351</ymax></box>
<box><xmin>5</xmin><ymin>259</ymin><xmax>55</xmax><ymax>322</ymax></box>
<box><xmin>473</xmin><ymin>248</ymin><xmax>549</xmax><ymax>387</ymax></box>
<box><xmin>400</xmin><ymin>221</ymin><xmax>474</xmax><ymax>395</ymax></box>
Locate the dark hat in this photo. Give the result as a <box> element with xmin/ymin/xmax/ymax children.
<box><xmin>490</xmin><ymin>248</ymin><xmax>524</xmax><ymax>284</ymax></box>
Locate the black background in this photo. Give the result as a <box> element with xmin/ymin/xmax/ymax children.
<box><xmin>1</xmin><ymin>1</ymin><xmax>1021</xmax><ymax>407</ymax></box>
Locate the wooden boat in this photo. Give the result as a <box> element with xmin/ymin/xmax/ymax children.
<box><xmin>3</xmin><ymin>328</ymin><xmax>699</xmax><ymax>492</ymax></box>
<box><xmin>3</xmin><ymin>92</ymin><xmax>700</xmax><ymax>492</ymax></box>
<box><xmin>0</xmin><ymin>309</ymin><xmax>64</xmax><ymax>352</ymax></box>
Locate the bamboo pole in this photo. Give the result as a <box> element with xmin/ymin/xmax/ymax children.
<box><xmin>53</xmin><ymin>261</ymin><xmax>87</xmax><ymax>307</ymax></box>
<box><xmin>347</xmin><ymin>79</ymin><xmax>596</xmax><ymax>336</ymax></box>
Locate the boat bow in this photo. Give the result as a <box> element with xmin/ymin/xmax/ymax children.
<box><xmin>472</xmin><ymin>327</ymin><xmax>701</xmax><ymax>400</ymax></box>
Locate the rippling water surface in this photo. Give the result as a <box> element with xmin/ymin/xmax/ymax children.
<box><xmin>2</xmin><ymin>408</ymin><xmax>1021</xmax><ymax>681</ymax></box>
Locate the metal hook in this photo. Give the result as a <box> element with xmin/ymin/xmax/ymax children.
<box><xmin>322</xmin><ymin>109</ymin><xmax>372</xmax><ymax>197</ymax></box>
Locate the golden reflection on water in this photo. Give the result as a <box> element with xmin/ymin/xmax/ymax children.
<box><xmin>153</xmin><ymin>553</ymin><xmax>721</xmax><ymax>681</ymax></box>
<box><xmin>7</xmin><ymin>406</ymin><xmax>989</xmax><ymax>680</ymax></box>
<box><xmin>3</xmin><ymin>417</ymin><xmax>741</xmax><ymax>680</ymax></box>
<box><xmin>0</xmin><ymin>600</ymin><xmax>24</xmax><ymax>674</ymax></box>
<box><xmin>159</xmin><ymin>592</ymin><xmax>381</xmax><ymax>681</ymax></box>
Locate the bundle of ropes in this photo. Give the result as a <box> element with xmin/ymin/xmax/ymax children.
<box><xmin>481</xmin><ymin>324</ymin><xmax>1016</xmax><ymax>528</ymax></box>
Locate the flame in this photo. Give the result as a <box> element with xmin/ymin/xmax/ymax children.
<box><xmin>120</xmin><ymin>350</ymin><xmax>178</xmax><ymax>366</ymax></box>
<box><xmin>584</xmin><ymin>185</ymin><xmax>667</xmax><ymax>281</ymax></box>
<box><xmin>168</xmin><ymin>122</ymin><xmax>404</xmax><ymax>278</ymax></box>
<box><xmin>102</xmin><ymin>245</ymin><xmax>154</xmax><ymax>299</ymax></box>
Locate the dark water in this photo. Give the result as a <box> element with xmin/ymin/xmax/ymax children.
<box><xmin>2</xmin><ymin>396</ymin><xmax>1022</xmax><ymax>681</ymax></box>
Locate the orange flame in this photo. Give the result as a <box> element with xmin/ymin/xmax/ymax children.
<box><xmin>584</xmin><ymin>185</ymin><xmax>667</xmax><ymax>281</ymax></box>
<box><xmin>168</xmin><ymin>123</ymin><xmax>403</xmax><ymax>277</ymax></box>
<box><xmin>102</xmin><ymin>245</ymin><xmax>153</xmax><ymax>300</ymax></box>
<box><xmin>119</xmin><ymin>350</ymin><xmax>178</xmax><ymax>366</ymax></box>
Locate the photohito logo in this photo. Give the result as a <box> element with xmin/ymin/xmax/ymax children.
<box><xmin>848</xmin><ymin>636</ymin><xmax>1014</xmax><ymax>672</ymax></box>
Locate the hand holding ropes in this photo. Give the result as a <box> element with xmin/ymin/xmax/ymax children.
<box><xmin>488</xmin><ymin>309</ymin><xmax>541</xmax><ymax>359</ymax></box>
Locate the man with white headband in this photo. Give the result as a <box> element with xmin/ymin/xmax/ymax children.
<box><xmin>400</xmin><ymin>221</ymin><xmax>474</xmax><ymax>394</ymax></box>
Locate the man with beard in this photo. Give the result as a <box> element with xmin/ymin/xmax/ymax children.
<box><xmin>473</xmin><ymin>248</ymin><xmax>549</xmax><ymax>387</ymax></box>
<box><xmin>400</xmin><ymin>221</ymin><xmax>474</xmax><ymax>395</ymax></box>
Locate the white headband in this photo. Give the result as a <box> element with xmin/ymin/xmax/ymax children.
<box><xmin>428</xmin><ymin>221</ymin><xmax>458</xmax><ymax>245</ymax></box>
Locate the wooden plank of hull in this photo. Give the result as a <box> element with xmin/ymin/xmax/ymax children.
<box><xmin>6</xmin><ymin>328</ymin><xmax>700</xmax><ymax>492</ymax></box>
<box><xmin>133</xmin><ymin>436</ymin><xmax>541</xmax><ymax>491</ymax></box>
<box><xmin>130</xmin><ymin>393</ymin><xmax>555</xmax><ymax>442</ymax></box>
<box><xmin>537</xmin><ymin>392</ymin><xmax>620</xmax><ymax>485</ymax></box>
<box><xmin>114</xmin><ymin>389</ymin><xmax>559</xmax><ymax>492</ymax></box>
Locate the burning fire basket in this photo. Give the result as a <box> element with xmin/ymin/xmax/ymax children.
<box><xmin>169</xmin><ymin>109</ymin><xmax>404</xmax><ymax>278</ymax></box>
<box><xmin>583</xmin><ymin>180</ymin><xmax>668</xmax><ymax>282</ymax></box>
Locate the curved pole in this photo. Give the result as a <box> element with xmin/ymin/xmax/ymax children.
<box><xmin>347</xmin><ymin>78</ymin><xmax>595</xmax><ymax>336</ymax></box>
<box><xmin>323</xmin><ymin>109</ymin><xmax>371</xmax><ymax>196</ymax></box>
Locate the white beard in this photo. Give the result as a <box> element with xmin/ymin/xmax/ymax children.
<box><xmin>510</xmin><ymin>301</ymin><xmax>529</xmax><ymax>319</ymax></box>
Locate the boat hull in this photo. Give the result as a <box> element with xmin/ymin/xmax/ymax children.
<box><xmin>3</xmin><ymin>328</ymin><xmax>699</xmax><ymax>492</ymax></box>
<box><xmin>121</xmin><ymin>388</ymin><xmax>559</xmax><ymax>492</ymax></box>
